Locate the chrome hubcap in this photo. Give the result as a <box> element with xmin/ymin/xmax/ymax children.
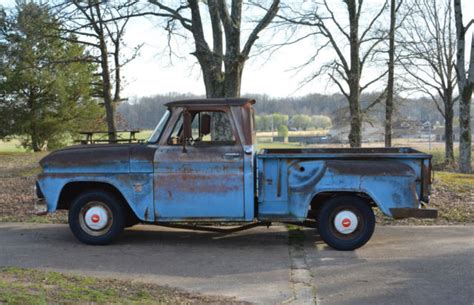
<box><xmin>333</xmin><ymin>210</ymin><xmax>358</xmax><ymax>234</ymax></box>
<box><xmin>84</xmin><ymin>206</ymin><xmax>109</xmax><ymax>230</ymax></box>
<box><xmin>79</xmin><ymin>201</ymin><xmax>113</xmax><ymax>236</ymax></box>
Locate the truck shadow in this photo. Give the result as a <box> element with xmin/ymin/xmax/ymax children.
<box><xmin>0</xmin><ymin>223</ymin><xmax>305</xmax><ymax>278</ymax></box>
<box><xmin>120</xmin><ymin>224</ymin><xmax>290</xmax><ymax>246</ymax></box>
<box><xmin>0</xmin><ymin>223</ymin><xmax>365</xmax><ymax>280</ymax></box>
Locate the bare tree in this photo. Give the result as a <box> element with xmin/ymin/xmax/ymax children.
<box><xmin>454</xmin><ymin>0</ymin><xmax>474</xmax><ymax>173</ymax></box>
<box><xmin>385</xmin><ymin>0</ymin><xmax>403</xmax><ymax>147</ymax></box>
<box><xmin>148</xmin><ymin>0</ymin><xmax>279</xmax><ymax>98</ymax></box>
<box><xmin>398</xmin><ymin>0</ymin><xmax>457</xmax><ymax>163</ymax></box>
<box><xmin>279</xmin><ymin>0</ymin><xmax>388</xmax><ymax>147</ymax></box>
<box><xmin>54</xmin><ymin>1</ymin><xmax>142</xmax><ymax>141</ymax></box>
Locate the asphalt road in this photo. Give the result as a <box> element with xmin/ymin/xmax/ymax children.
<box><xmin>0</xmin><ymin>223</ymin><xmax>473</xmax><ymax>304</ymax></box>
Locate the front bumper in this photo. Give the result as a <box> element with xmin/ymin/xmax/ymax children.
<box><xmin>390</xmin><ymin>207</ymin><xmax>438</xmax><ymax>219</ymax></box>
<box><xmin>34</xmin><ymin>198</ymin><xmax>48</xmax><ymax>215</ymax></box>
<box><xmin>34</xmin><ymin>180</ymin><xmax>48</xmax><ymax>215</ymax></box>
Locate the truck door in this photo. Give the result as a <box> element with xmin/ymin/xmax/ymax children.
<box><xmin>153</xmin><ymin>108</ymin><xmax>245</xmax><ymax>219</ymax></box>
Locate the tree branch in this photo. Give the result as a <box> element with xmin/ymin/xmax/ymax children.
<box><xmin>242</xmin><ymin>0</ymin><xmax>280</xmax><ymax>58</ymax></box>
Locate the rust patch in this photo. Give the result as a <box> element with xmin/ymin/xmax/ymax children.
<box><xmin>40</xmin><ymin>144</ymin><xmax>131</xmax><ymax>169</ymax></box>
<box><xmin>154</xmin><ymin>173</ymin><xmax>241</xmax><ymax>197</ymax></box>
<box><xmin>326</xmin><ymin>160</ymin><xmax>415</xmax><ymax>177</ymax></box>
<box><xmin>130</xmin><ymin>144</ymin><xmax>156</xmax><ymax>162</ymax></box>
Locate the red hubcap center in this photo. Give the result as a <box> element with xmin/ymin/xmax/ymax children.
<box><xmin>91</xmin><ymin>214</ymin><xmax>100</xmax><ymax>223</ymax></box>
<box><xmin>342</xmin><ymin>218</ymin><xmax>351</xmax><ymax>227</ymax></box>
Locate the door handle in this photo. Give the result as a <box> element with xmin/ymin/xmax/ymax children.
<box><xmin>223</xmin><ymin>152</ymin><xmax>241</xmax><ymax>159</ymax></box>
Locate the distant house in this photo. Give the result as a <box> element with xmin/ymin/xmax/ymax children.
<box><xmin>433</xmin><ymin>127</ymin><xmax>460</xmax><ymax>142</ymax></box>
<box><xmin>392</xmin><ymin>119</ymin><xmax>423</xmax><ymax>138</ymax></box>
<box><xmin>328</xmin><ymin>122</ymin><xmax>384</xmax><ymax>143</ymax></box>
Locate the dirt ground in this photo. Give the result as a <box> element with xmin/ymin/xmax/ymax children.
<box><xmin>0</xmin><ymin>152</ymin><xmax>472</xmax><ymax>225</ymax></box>
<box><xmin>0</xmin><ymin>152</ymin><xmax>67</xmax><ymax>223</ymax></box>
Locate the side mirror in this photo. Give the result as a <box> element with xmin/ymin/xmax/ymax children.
<box><xmin>183</xmin><ymin>111</ymin><xmax>192</xmax><ymax>139</ymax></box>
<box><xmin>182</xmin><ymin>111</ymin><xmax>192</xmax><ymax>152</ymax></box>
<box><xmin>200</xmin><ymin>114</ymin><xmax>211</xmax><ymax>135</ymax></box>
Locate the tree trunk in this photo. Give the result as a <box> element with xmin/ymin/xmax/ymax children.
<box><xmin>458</xmin><ymin>33</ymin><xmax>473</xmax><ymax>172</ymax></box>
<box><xmin>454</xmin><ymin>0</ymin><xmax>472</xmax><ymax>173</ymax></box>
<box><xmin>444</xmin><ymin>100</ymin><xmax>455</xmax><ymax>164</ymax></box>
<box><xmin>459</xmin><ymin>83</ymin><xmax>472</xmax><ymax>172</ymax></box>
<box><xmin>348</xmin><ymin>92</ymin><xmax>362</xmax><ymax>147</ymax></box>
<box><xmin>28</xmin><ymin>91</ymin><xmax>41</xmax><ymax>152</ymax></box>
<box><xmin>98</xmin><ymin>37</ymin><xmax>117</xmax><ymax>142</ymax></box>
<box><xmin>195</xmin><ymin>51</ymin><xmax>225</xmax><ymax>98</ymax></box>
<box><xmin>203</xmin><ymin>60</ymin><xmax>243</xmax><ymax>141</ymax></box>
<box><xmin>181</xmin><ymin>0</ymin><xmax>278</xmax><ymax>140</ymax></box>
<box><xmin>30</xmin><ymin>111</ymin><xmax>41</xmax><ymax>152</ymax></box>
<box><xmin>347</xmin><ymin>0</ymin><xmax>362</xmax><ymax>147</ymax></box>
<box><xmin>385</xmin><ymin>0</ymin><xmax>396</xmax><ymax>147</ymax></box>
<box><xmin>223</xmin><ymin>57</ymin><xmax>244</xmax><ymax>98</ymax></box>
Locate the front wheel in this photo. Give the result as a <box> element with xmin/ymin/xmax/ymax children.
<box><xmin>316</xmin><ymin>195</ymin><xmax>375</xmax><ymax>251</ymax></box>
<box><xmin>68</xmin><ymin>191</ymin><xmax>125</xmax><ymax>245</ymax></box>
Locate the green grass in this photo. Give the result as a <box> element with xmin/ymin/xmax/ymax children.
<box><xmin>427</xmin><ymin>148</ymin><xmax>459</xmax><ymax>170</ymax></box>
<box><xmin>256</xmin><ymin>141</ymin><xmax>302</xmax><ymax>150</ymax></box>
<box><xmin>0</xmin><ymin>267</ymin><xmax>235</xmax><ymax>305</ymax></box>
<box><xmin>286</xmin><ymin>224</ymin><xmax>306</xmax><ymax>244</ymax></box>
<box><xmin>0</xmin><ymin>140</ymin><xmax>27</xmax><ymax>153</ymax></box>
<box><xmin>99</xmin><ymin>130</ymin><xmax>153</xmax><ymax>142</ymax></box>
<box><xmin>434</xmin><ymin>171</ymin><xmax>474</xmax><ymax>193</ymax></box>
<box><xmin>256</xmin><ymin>129</ymin><xmax>328</xmax><ymax>137</ymax></box>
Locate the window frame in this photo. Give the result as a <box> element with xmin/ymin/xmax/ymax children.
<box><xmin>164</xmin><ymin>107</ymin><xmax>241</xmax><ymax>147</ymax></box>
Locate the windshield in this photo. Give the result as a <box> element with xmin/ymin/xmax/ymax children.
<box><xmin>148</xmin><ymin>110</ymin><xmax>170</xmax><ymax>143</ymax></box>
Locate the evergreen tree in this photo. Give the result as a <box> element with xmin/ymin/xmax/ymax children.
<box><xmin>0</xmin><ymin>2</ymin><xmax>103</xmax><ymax>151</ymax></box>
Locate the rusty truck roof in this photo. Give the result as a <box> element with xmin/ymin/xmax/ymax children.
<box><xmin>165</xmin><ymin>98</ymin><xmax>255</xmax><ymax>107</ymax></box>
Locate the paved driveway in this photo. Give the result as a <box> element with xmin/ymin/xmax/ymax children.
<box><xmin>304</xmin><ymin>226</ymin><xmax>474</xmax><ymax>305</ymax></box>
<box><xmin>0</xmin><ymin>223</ymin><xmax>473</xmax><ymax>304</ymax></box>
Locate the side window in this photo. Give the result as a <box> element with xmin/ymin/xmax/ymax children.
<box><xmin>167</xmin><ymin>110</ymin><xmax>236</xmax><ymax>146</ymax></box>
<box><xmin>168</xmin><ymin>114</ymin><xmax>183</xmax><ymax>145</ymax></box>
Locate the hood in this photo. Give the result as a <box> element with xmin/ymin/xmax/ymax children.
<box><xmin>40</xmin><ymin>144</ymin><xmax>134</xmax><ymax>174</ymax></box>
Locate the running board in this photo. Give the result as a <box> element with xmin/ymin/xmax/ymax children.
<box><xmin>154</xmin><ymin>221</ymin><xmax>272</xmax><ymax>234</ymax></box>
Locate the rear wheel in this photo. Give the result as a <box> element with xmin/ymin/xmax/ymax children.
<box><xmin>68</xmin><ymin>191</ymin><xmax>125</xmax><ymax>245</ymax></box>
<box><xmin>316</xmin><ymin>195</ymin><xmax>375</xmax><ymax>250</ymax></box>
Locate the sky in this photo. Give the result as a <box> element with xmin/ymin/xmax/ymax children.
<box><xmin>119</xmin><ymin>0</ymin><xmax>474</xmax><ymax>100</ymax></box>
<box><xmin>1</xmin><ymin>0</ymin><xmax>473</xmax><ymax>99</ymax></box>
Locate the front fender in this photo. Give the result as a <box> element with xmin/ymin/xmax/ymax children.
<box><xmin>37</xmin><ymin>173</ymin><xmax>154</xmax><ymax>222</ymax></box>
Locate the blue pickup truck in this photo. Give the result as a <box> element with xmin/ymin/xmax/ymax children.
<box><xmin>36</xmin><ymin>98</ymin><xmax>437</xmax><ymax>250</ymax></box>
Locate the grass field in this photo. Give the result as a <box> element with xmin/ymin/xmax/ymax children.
<box><xmin>0</xmin><ymin>140</ymin><xmax>27</xmax><ymax>153</ymax></box>
<box><xmin>0</xmin><ymin>267</ymin><xmax>243</xmax><ymax>305</ymax></box>
<box><xmin>256</xmin><ymin>141</ymin><xmax>303</xmax><ymax>149</ymax></box>
<box><xmin>256</xmin><ymin>130</ymin><xmax>328</xmax><ymax>137</ymax></box>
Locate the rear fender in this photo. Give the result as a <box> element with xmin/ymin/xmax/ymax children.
<box><xmin>287</xmin><ymin>160</ymin><xmax>419</xmax><ymax>218</ymax></box>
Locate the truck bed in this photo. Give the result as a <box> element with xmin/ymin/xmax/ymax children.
<box><xmin>256</xmin><ymin>147</ymin><xmax>432</xmax><ymax>221</ymax></box>
<box><xmin>258</xmin><ymin>147</ymin><xmax>430</xmax><ymax>159</ymax></box>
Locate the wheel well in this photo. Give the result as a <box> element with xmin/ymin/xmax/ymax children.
<box><xmin>58</xmin><ymin>182</ymin><xmax>128</xmax><ymax>210</ymax></box>
<box><xmin>309</xmin><ymin>192</ymin><xmax>376</xmax><ymax>214</ymax></box>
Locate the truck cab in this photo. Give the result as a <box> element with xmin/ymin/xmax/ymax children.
<box><xmin>36</xmin><ymin>98</ymin><xmax>436</xmax><ymax>250</ymax></box>
<box><xmin>149</xmin><ymin>99</ymin><xmax>257</xmax><ymax>221</ymax></box>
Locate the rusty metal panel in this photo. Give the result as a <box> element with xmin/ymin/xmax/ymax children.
<box><xmin>153</xmin><ymin>145</ymin><xmax>246</xmax><ymax>219</ymax></box>
<box><xmin>36</xmin><ymin>173</ymin><xmax>154</xmax><ymax>221</ymax></box>
<box><xmin>153</xmin><ymin>105</ymin><xmax>247</xmax><ymax>220</ymax></box>
<box><xmin>40</xmin><ymin>144</ymin><xmax>131</xmax><ymax>173</ymax></box>
<box><xmin>390</xmin><ymin>207</ymin><xmax>438</xmax><ymax>219</ymax></box>
<box><xmin>230</xmin><ymin>103</ymin><xmax>255</xmax><ymax>147</ymax></box>
<box><xmin>257</xmin><ymin>148</ymin><xmax>432</xmax><ymax>221</ymax></box>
